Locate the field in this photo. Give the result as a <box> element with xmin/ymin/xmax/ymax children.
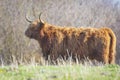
<box><xmin>0</xmin><ymin>64</ymin><xmax>120</xmax><ymax>80</ymax></box>
<box><xmin>0</xmin><ymin>0</ymin><xmax>120</xmax><ymax>65</ymax></box>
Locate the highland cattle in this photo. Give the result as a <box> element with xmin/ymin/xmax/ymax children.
<box><xmin>25</xmin><ymin>13</ymin><xmax>116</xmax><ymax>64</ymax></box>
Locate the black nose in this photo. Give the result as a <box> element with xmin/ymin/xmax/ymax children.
<box><xmin>25</xmin><ymin>30</ymin><xmax>33</xmax><ymax>38</ymax></box>
<box><xmin>25</xmin><ymin>30</ymin><xmax>28</xmax><ymax>36</ymax></box>
<box><xmin>25</xmin><ymin>30</ymin><xmax>30</xmax><ymax>37</ymax></box>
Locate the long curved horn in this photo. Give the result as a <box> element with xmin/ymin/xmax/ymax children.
<box><xmin>25</xmin><ymin>15</ymin><xmax>32</xmax><ymax>23</ymax></box>
<box><xmin>39</xmin><ymin>12</ymin><xmax>42</xmax><ymax>22</ymax></box>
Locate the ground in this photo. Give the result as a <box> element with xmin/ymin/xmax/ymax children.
<box><xmin>0</xmin><ymin>64</ymin><xmax>120</xmax><ymax>80</ymax></box>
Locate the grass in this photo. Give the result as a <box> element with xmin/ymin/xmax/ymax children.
<box><xmin>0</xmin><ymin>64</ymin><xmax>120</xmax><ymax>80</ymax></box>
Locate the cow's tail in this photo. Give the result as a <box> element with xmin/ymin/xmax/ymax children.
<box><xmin>106</xmin><ymin>28</ymin><xmax>116</xmax><ymax>64</ymax></box>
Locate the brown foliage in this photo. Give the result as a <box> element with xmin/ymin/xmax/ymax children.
<box><xmin>25</xmin><ymin>19</ymin><xmax>116</xmax><ymax>64</ymax></box>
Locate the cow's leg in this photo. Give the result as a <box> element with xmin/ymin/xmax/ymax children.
<box><xmin>109</xmin><ymin>54</ymin><xmax>115</xmax><ymax>64</ymax></box>
<box><xmin>102</xmin><ymin>52</ymin><xmax>109</xmax><ymax>64</ymax></box>
<box><xmin>49</xmin><ymin>50</ymin><xmax>60</xmax><ymax>64</ymax></box>
<box><xmin>92</xmin><ymin>49</ymin><xmax>109</xmax><ymax>64</ymax></box>
<box><xmin>102</xmin><ymin>45</ymin><xmax>110</xmax><ymax>64</ymax></box>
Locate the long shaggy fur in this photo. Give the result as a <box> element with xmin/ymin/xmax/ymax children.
<box><xmin>25</xmin><ymin>19</ymin><xmax>116</xmax><ymax>64</ymax></box>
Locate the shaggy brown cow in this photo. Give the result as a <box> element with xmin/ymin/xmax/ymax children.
<box><xmin>25</xmin><ymin>13</ymin><xmax>116</xmax><ymax>64</ymax></box>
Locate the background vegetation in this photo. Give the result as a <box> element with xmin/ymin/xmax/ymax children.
<box><xmin>0</xmin><ymin>0</ymin><xmax>120</xmax><ymax>65</ymax></box>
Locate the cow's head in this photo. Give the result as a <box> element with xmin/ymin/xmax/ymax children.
<box><xmin>25</xmin><ymin>13</ymin><xmax>44</xmax><ymax>39</ymax></box>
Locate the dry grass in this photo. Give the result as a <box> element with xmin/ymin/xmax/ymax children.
<box><xmin>0</xmin><ymin>59</ymin><xmax>120</xmax><ymax>80</ymax></box>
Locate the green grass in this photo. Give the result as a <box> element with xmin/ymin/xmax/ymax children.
<box><xmin>0</xmin><ymin>64</ymin><xmax>120</xmax><ymax>80</ymax></box>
